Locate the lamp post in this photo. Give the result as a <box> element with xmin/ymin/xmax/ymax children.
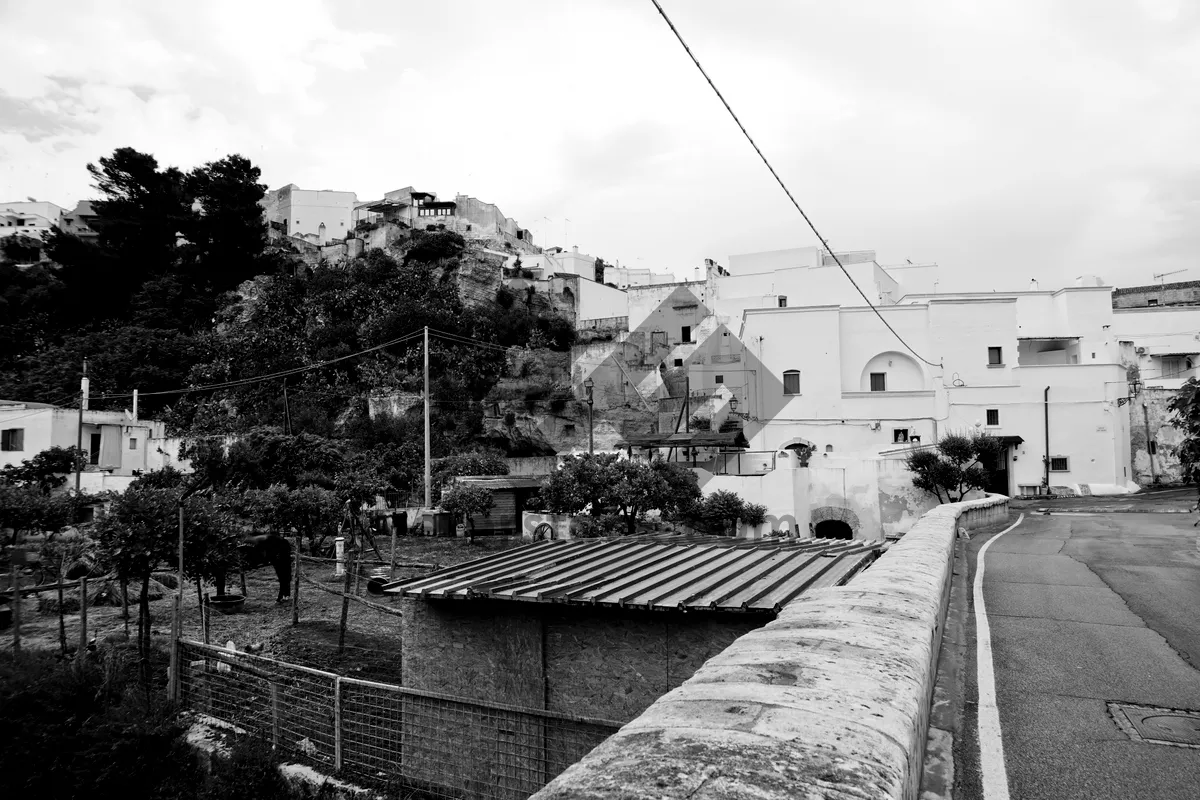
<box><xmin>584</xmin><ymin>377</ymin><xmax>595</xmax><ymax>456</ymax></box>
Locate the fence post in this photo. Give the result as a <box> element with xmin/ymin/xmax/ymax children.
<box><xmin>333</xmin><ymin>676</ymin><xmax>343</xmax><ymax>772</ymax></box>
<box><xmin>77</xmin><ymin>576</ymin><xmax>88</xmax><ymax>664</ymax></box>
<box><xmin>203</xmin><ymin>593</ymin><xmax>211</xmax><ymax>645</ymax></box>
<box><xmin>10</xmin><ymin>546</ymin><xmax>21</xmax><ymax>656</ymax></box>
<box><xmin>334</xmin><ymin>537</ymin><xmax>346</xmax><ymax>577</ymax></box>
<box><xmin>337</xmin><ymin>551</ymin><xmax>355</xmax><ymax>655</ymax></box>
<box><xmin>291</xmin><ymin>535</ymin><xmax>301</xmax><ymax>626</ymax></box>
<box><xmin>270</xmin><ymin>682</ymin><xmax>281</xmax><ymax>750</ymax></box>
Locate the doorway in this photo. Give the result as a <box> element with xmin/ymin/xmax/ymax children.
<box><xmin>814</xmin><ymin>520</ymin><xmax>854</xmax><ymax>540</ymax></box>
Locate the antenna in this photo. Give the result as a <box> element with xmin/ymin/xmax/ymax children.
<box><xmin>1153</xmin><ymin>269</ymin><xmax>1188</xmax><ymax>285</ymax></box>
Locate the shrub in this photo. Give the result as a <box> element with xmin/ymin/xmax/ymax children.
<box><xmin>688</xmin><ymin>415</ymin><xmax>711</xmax><ymax>431</ymax></box>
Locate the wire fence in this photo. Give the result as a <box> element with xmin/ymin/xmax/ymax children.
<box><xmin>177</xmin><ymin>639</ymin><xmax>620</xmax><ymax>800</ymax></box>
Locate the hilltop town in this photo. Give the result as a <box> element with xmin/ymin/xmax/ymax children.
<box><xmin>2</xmin><ymin>175</ymin><xmax>1190</xmax><ymax>540</ymax></box>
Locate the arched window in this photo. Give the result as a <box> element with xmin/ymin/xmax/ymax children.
<box><xmin>825</xmin><ymin>444</ymin><xmax>833</xmax><ymax>453</ymax></box>
<box><xmin>783</xmin><ymin>370</ymin><xmax>800</xmax><ymax>395</ymax></box>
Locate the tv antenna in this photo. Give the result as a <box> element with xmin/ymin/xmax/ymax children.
<box><xmin>1153</xmin><ymin>269</ymin><xmax>1188</xmax><ymax>285</ymax></box>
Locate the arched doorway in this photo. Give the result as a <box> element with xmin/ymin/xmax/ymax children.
<box><xmin>814</xmin><ymin>519</ymin><xmax>854</xmax><ymax>540</ymax></box>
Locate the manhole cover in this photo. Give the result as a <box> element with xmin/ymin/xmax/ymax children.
<box><xmin>1108</xmin><ymin>702</ymin><xmax>1200</xmax><ymax>749</ymax></box>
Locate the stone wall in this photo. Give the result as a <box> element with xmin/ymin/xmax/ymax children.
<box><xmin>1129</xmin><ymin>387</ymin><xmax>1185</xmax><ymax>485</ymax></box>
<box><xmin>530</xmin><ymin>495</ymin><xmax>1009</xmax><ymax>800</ymax></box>
<box><xmin>400</xmin><ymin>598</ymin><xmax>763</xmax><ymax>723</ymax></box>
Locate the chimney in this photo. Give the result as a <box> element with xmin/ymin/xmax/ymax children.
<box><xmin>573</xmin><ymin>245</ymin><xmax>579</xmax><ymax>253</ymax></box>
<box><xmin>1029</xmin><ymin>279</ymin><xmax>1039</xmax><ymax>291</ymax></box>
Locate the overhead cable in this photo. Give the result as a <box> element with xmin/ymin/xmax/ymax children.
<box><xmin>648</xmin><ymin>0</ymin><xmax>941</xmax><ymax>368</ymax></box>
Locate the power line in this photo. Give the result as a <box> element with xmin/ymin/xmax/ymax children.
<box><xmin>647</xmin><ymin>0</ymin><xmax>941</xmax><ymax>369</ymax></box>
<box><xmin>91</xmin><ymin>329</ymin><xmax>425</xmax><ymax>401</ymax></box>
<box><xmin>427</xmin><ymin>328</ymin><xmax>515</xmax><ymax>355</ymax></box>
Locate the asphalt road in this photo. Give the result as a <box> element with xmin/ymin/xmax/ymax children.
<box><xmin>958</xmin><ymin>512</ymin><xmax>1200</xmax><ymax>800</ymax></box>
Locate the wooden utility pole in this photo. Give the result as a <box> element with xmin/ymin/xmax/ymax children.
<box><xmin>75</xmin><ymin>360</ymin><xmax>88</xmax><ymax>492</ymax></box>
<box><xmin>77</xmin><ymin>576</ymin><xmax>89</xmax><ymax>665</ymax></box>
<box><xmin>424</xmin><ymin>326</ymin><xmax>431</xmax><ymax>508</ymax></box>
<box><xmin>283</xmin><ymin>378</ymin><xmax>293</xmax><ymax>435</ymax></box>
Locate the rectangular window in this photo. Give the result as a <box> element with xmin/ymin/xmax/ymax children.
<box><xmin>988</xmin><ymin>347</ymin><xmax>1003</xmax><ymax>365</ymax></box>
<box><xmin>129</xmin><ymin>437</ymin><xmax>138</xmax><ymax>450</ymax></box>
<box><xmin>870</xmin><ymin>372</ymin><xmax>887</xmax><ymax>392</ymax></box>
<box><xmin>1148</xmin><ymin>298</ymin><xmax>1159</xmax><ymax>306</ymax></box>
<box><xmin>715</xmin><ymin>375</ymin><xmax>724</xmax><ymax>385</ymax></box>
<box><xmin>893</xmin><ymin>428</ymin><xmax>909</xmax><ymax>443</ymax></box>
<box><xmin>778</xmin><ymin>296</ymin><xmax>787</xmax><ymax>308</ymax></box>
<box><xmin>783</xmin><ymin>371</ymin><xmax>800</xmax><ymax>395</ymax></box>
<box><xmin>89</xmin><ymin>433</ymin><xmax>101</xmax><ymax>465</ymax></box>
<box><xmin>1163</xmin><ymin>357</ymin><xmax>1182</xmax><ymax>377</ymax></box>
<box><xmin>681</xmin><ymin>325</ymin><xmax>691</xmax><ymax>342</ymax></box>
<box><xmin>1</xmin><ymin>428</ymin><xmax>24</xmax><ymax>451</ymax></box>
<box><xmin>986</xmin><ymin>409</ymin><xmax>1000</xmax><ymax>426</ymax></box>
<box><xmin>1049</xmin><ymin>456</ymin><xmax>1069</xmax><ymax>472</ymax></box>
<box><xmin>673</xmin><ymin>358</ymin><xmax>683</xmax><ymax>367</ymax></box>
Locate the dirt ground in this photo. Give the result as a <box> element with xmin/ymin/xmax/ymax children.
<box><xmin>4</xmin><ymin>534</ymin><xmax>527</xmax><ymax>685</ymax></box>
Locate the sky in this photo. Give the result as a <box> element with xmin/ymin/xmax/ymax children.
<box><xmin>1</xmin><ymin>0</ymin><xmax>1197</xmax><ymax>292</ymax></box>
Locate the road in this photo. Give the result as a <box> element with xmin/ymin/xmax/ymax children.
<box><xmin>958</xmin><ymin>511</ymin><xmax>1200</xmax><ymax>800</ymax></box>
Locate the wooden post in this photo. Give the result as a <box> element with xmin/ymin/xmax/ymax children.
<box><xmin>270</xmin><ymin>682</ymin><xmax>281</xmax><ymax>749</ymax></box>
<box><xmin>291</xmin><ymin>535</ymin><xmax>301</xmax><ymax>626</ymax></box>
<box><xmin>10</xmin><ymin>545</ymin><xmax>21</xmax><ymax>656</ymax></box>
<box><xmin>333</xmin><ymin>676</ymin><xmax>343</xmax><ymax>772</ymax></box>
<box><xmin>337</xmin><ymin>551</ymin><xmax>355</xmax><ymax>655</ymax></box>
<box><xmin>389</xmin><ymin>516</ymin><xmax>398</xmax><ymax>579</ymax></box>
<box><xmin>77</xmin><ymin>576</ymin><xmax>89</xmax><ymax>663</ymax></box>
<box><xmin>202</xmin><ymin>593</ymin><xmax>211</xmax><ymax>645</ymax></box>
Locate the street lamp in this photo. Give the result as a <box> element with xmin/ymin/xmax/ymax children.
<box><xmin>583</xmin><ymin>377</ymin><xmax>595</xmax><ymax>455</ymax></box>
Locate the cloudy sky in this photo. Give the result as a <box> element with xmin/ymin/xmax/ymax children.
<box><xmin>1</xmin><ymin>0</ymin><xmax>1197</xmax><ymax>291</ymax></box>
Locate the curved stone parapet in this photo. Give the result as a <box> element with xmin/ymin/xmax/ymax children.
<box><xmin>531</xmin><ymin>495</ymin><xmax>1008</xmax><ymax>800</ymax></box>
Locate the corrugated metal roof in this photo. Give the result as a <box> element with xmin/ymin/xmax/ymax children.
<box><xmin>383</xmin><ymin>537</ymin><xmax>881</xmax><ymax>613</ymax></box>
<box><xmin>455</xmin><ymin>476</ymin><xmax>544</xmax><ymax>490</ymax></box>
<box><xmin>617</xmin><ymin>430</ymin><xmax>750</xmax><ymax>450</ymax></box>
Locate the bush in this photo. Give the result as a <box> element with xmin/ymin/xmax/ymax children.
<box><xmin>688</xmin><ymin>415</ymin><xmax>711</xmax><ymax>431</ymax></box>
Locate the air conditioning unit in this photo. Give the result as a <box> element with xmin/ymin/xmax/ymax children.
<box><xmin>1135</xmin><ymin>347</ymin><xmax>1147</xmax><ymax>355</ymax></box>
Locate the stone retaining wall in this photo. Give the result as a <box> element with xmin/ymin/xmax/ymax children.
<box><xmin>530</xmin><ymin>495</ymin><xmax>1009</xmax><ymax>800</ymax></box>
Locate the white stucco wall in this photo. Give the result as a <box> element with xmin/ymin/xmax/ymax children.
<box><xmin>575</xmin><ymin>278</ymin><xmax>629</xmax><ymax>323</ymax></box>
<box><xmin>1112</xmin><ymin>305</ymin><xmax>1200</xmax><ymax>389</ymax></box>
<box><xmin>279</xmin><ymin>188</ymin><xmax>356</xmax><ymax>244</ymax></box>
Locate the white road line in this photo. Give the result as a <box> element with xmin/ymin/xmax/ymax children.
<box><xmin>974</xmin><ymin>512</ymin><xmax>1024</xmax><ymax>800</ymax></box>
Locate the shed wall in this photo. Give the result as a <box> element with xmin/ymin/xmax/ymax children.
<box><xmin>401</xmin><ymin>599</ymin><xmax>763</xmax><ymax>722</ymax></box>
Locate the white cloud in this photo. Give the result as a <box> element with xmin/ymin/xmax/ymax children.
<box><xmin>0</xmin><ymin>0</ymin><xmax>1197</xmax><ymax>290</ymax></box>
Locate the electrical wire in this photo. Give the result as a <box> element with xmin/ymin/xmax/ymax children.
<box><xmin>427</xmin><ymin>328</ymin><xmax>515</xmax><ymax>355</ymax></box>
<box><xmin>90</xmin><ymin>329</ymin><xmax>425</xmax><ymax>401</ymax></box>
<box><xmin>647</xmin><ymin>0</ymin><xmax>941</xmax><ymax>369</ymax></box>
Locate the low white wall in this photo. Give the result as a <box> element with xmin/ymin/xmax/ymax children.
<box><xmin>530</xmin><ymin>495</ymin><xmax>1009</xmax><ymax>800</ymax></box>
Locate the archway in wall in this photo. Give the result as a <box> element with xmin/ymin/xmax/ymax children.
<box><xmin>814</xmin><ymin>520</ymin><xmax>854</xmax><ymax>540</ymax></box>
<box><xmin>809</xmin><ymin>505</ymin><xmax>861</xmax><ymax>538</ymax></box>
<box><xmin>859</xmin><ymin>351</ymin><xmax>925</xmax><ymax>392</ymax></box>
<box><xmin>778</xmin><ymin>437</ymin><xmax>816</xmax><ymax>466</ymax></box>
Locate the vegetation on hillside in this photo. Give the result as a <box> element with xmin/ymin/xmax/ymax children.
<box><xmin>0</xmin><ymin>147</ymin><xmax>578</xmax><ymax>500</ymax></box>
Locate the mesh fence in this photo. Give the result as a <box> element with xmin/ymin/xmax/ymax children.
<box><xmin>178</xmin><ymin>639</ymin><xmax>619</xmax><ymax>800</ymax></box>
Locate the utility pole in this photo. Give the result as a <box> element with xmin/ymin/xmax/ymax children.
<box><xmin>282</xmin><ymin>378</ymin><xmax>293</xmax><ymax>435</ymax></box>
<box><xmin>424</xmin><ymin>326</ymin><xmax>431</xmax><ymax>508</ymax></box>
<box><xmin>75</xmin><ymin>360</ymin><xmax>88</xmax><ymax>492</ymax></box>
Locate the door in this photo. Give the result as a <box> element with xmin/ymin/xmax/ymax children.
<box><xmin>983</xmin><ymin>445</ymin><xmax>1010</xmax><ymax>496</ymax></box>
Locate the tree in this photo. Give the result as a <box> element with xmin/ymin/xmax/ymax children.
<box><xmin>539</xmin><ymin>455</ymin><xmax>702</xmax><ymax>536</ymax></box>
<box><xmin>905</xmin><ymin>432</ymin><xmax>999</xmax><ymax>503</ymax></box>
<box><xmin>0</xmin><ymin>446</ymin><xmax>85</xmax><ymax>494</ymax></box>
<box><xmin>1168</xmin><ymin>378</ymin><xmax>1200</xmax><ymax>496</ymax></box>
<box><xmin>703</xmin><ymin>490</ymin><xmax>746</xmax><ymax>537</ymax></box>
<box><xmin>92</xmin><ymin>485</ymin><xmax>181</xmax><ymax>683</ymax></box>
<box><xmin>439</xmin><ymin>483</ymin><xmax>494</xmax><ymax>543</ymax></box>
